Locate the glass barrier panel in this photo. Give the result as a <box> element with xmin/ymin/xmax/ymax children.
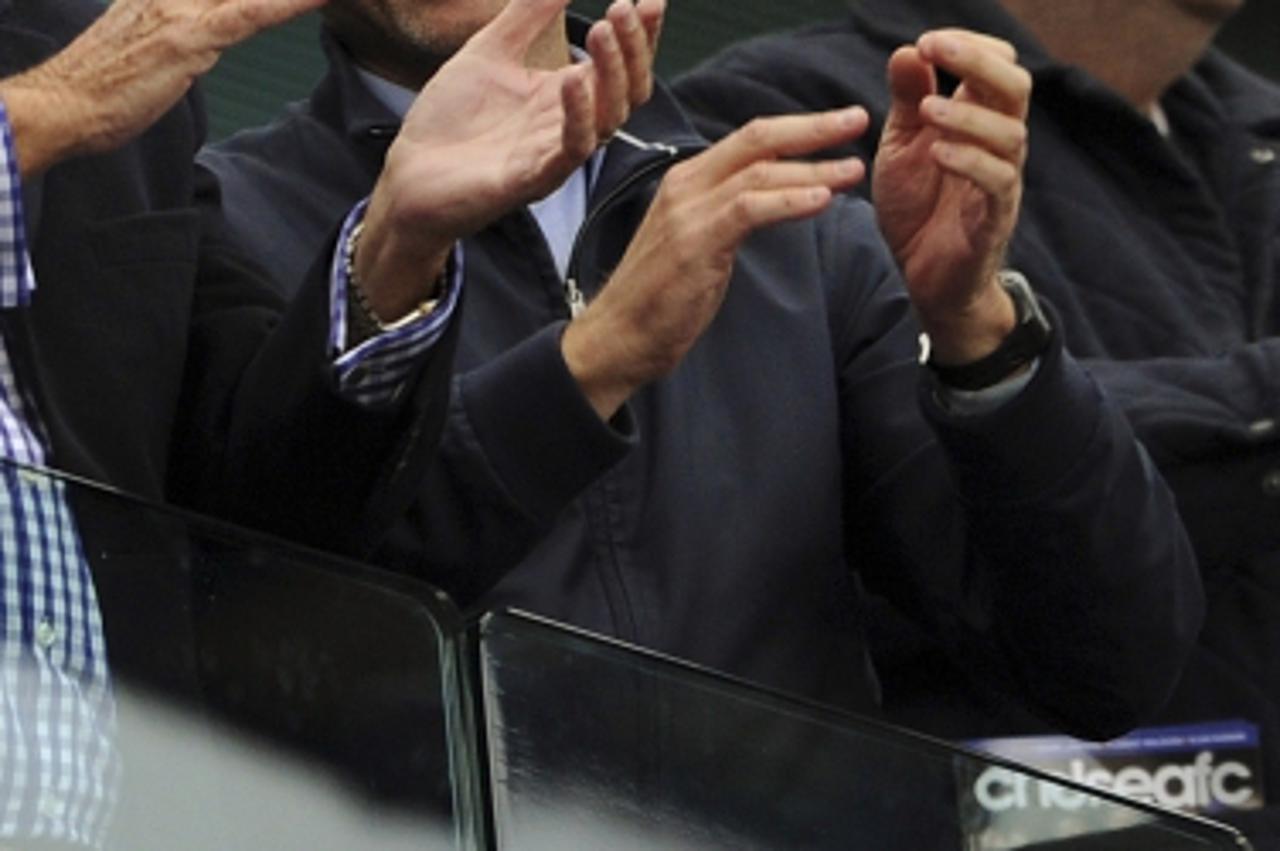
<box><xmin>0</xmin><ymin>459</ymin><xmax>475</xmax><ymax>851</ymax></box>
<box><xmin>475</xmin><ymin>610</ymin><xmax>1251</xmax><ymax>851</ymax></box>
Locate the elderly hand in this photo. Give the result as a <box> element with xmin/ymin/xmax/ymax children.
<box><xmin>0</xmin><ymin>0</ymin><xmax>323</xmax><ymax>175</ymax></box>
<box><xmin>355</xmin><ymin>0</ymin><xmax>665</xmax><ymax>321</ymax></box>
<box><xmin>872</xmin><ymin>29</ymin><xmax>1032</xmax><ymax>365</ymax></box>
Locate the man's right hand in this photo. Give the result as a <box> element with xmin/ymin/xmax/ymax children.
<box><xmin>561</xmin><ymin>108</ymin><xmax>870</xmax><ymax>420</ymax></box>
<box><xmin>0</xmin><ymin>0</ymin><xmax>324</xmax><ymax>175</ymax></box>
<box><xmin>356</xmin><ymin>0</ymin><xmax>664</xmax><ymax>322</ymax></box>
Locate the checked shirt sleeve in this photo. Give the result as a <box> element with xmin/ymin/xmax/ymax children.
<box><xmin>328</xmin><ymin>199</ymin><xmax>462</xmax><ymax>407</ymax></box>
<box><xmin>0</xmin><ymin>101</ymin><xmax>35</xmax><ymax>311</ymax></box>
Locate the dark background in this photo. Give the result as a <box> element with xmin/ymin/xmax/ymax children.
<box><xmin>202</xmin><ymin>1</ymin><xmax>1279</xmax><ymax>140</ymax></box>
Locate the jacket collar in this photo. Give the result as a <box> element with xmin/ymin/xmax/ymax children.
<box><xmin>846</xmin><ymin>0</ymin><xmax>1057</xmax><ymax>76</ymax></box>
<box><xmin>311</xmin><ymin>29</ymin><xmax>402</xmax><ymax>144</ymax></box>
<box><xmin>847</xmin><ymin>0</ymin><xmax>1280</xmax><ymax>133</ymax></box>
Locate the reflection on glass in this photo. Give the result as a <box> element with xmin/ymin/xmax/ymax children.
<box><xmin>0</xmin><ymin>459</ymin><xmax>1256</xmax><ymax>850</ymax></box>
<box><xmin>0</xmin><ymin>459</ymin><xmax>467</xmax><ymax>850</ymax></box>
<box><xmin>476</xmin><ymin>611</ymin><xmax>1250</xmax><ymax>851</ymax></box>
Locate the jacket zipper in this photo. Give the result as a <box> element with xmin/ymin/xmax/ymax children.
<box><xmin>556</xmin><ymin>133</ymin><xmax>699</xmax><ymax>644</ymax></box>
<box><xmin>561</xmin><ymin>133</ymin><xmax>697</xmax><ymax>317</ymax></box>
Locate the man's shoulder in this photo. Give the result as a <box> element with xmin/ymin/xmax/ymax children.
<box><xmin>673</xmin><ymin>17</ymin><xmax>891</xmax><ymax>145</ymax></box>
<box><xmin>1192</xmin><ymin>49</ymin><xmax>1280</xmax><ymax>132</ymax></box>
<box><xmin>200</xmin><ymin>94</ymin><xmax>372</xmax><ymax>212</ymax></box>
<box><xmin>679</xmin><ymin>17</ymin><xmax>888</xmax><ymax>96</ymax></box>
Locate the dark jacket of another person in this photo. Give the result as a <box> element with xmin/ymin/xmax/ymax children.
<box><xmin>199</xmin><ymin>26</ymin><xmax>1204</xmax><ymax>742</ymax></box>
<box><xmin>674</xmin><ymin>0</ymin><xmax>1280</xmax><ymax>805</ymax></box>
<box><xmin>4</xmin><ymin>0</ymin><xmax>457</xmax><ymax>556</ymax></box>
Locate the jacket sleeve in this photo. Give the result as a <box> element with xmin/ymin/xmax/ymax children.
<box><xmin>374</xmin><ymin>323</ymin><xmax>636</xmax><ymax>603</ymax></box>
<box><xmin>821</xmin><ymin>199</ymin><xmax>1205</xmax><ymax>740</ymax></box>
<box><xmin>168</xmin><ymin>161</ymin><xmax>460</xmax><ymax>559</ymax></box>
<box><xmin>678</xmin><ymin>46</ymin><xmax>1280</xmax><ymax>583</ymax></box>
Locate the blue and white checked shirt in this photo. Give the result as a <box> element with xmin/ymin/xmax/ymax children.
<box><xmin>0</xmin><ymin>100</ymin><xmax>117</xmax><ymax>848</ymax></box>
<box><xmin>0</xmin><ymin>98</ymin><xmax>459</xmax><ymax>847</ymax></box>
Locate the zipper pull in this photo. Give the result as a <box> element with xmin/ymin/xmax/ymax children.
<box><xmin>564</xmin><ymin>278</ymin><xmax>586</xmax><ymax>319</ymax></box>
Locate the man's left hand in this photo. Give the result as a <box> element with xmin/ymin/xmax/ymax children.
<box><xmin>873</xmin><ymin>29</ymin><xmax>1031</xmax><ymax>365</ymax></box>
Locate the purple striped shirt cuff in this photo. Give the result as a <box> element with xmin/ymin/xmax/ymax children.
<box><xmin>328</xmin><ymin>199</ymin><xmax>462</xmax><ymax>407</ymax></box>
<box><xmin>0</xmin><ymin>99</ymin><xmax>35</xmax><ymax>309</ymax></box>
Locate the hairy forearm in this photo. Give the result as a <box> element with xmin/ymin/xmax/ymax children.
<box><xmin>0</xmin><ymin>70</ymin><xmax>88</xmax><ymax>177</ymax></box>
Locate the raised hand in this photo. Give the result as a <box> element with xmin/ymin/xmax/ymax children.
<box><xmin>0</xmin><ymin>0</ymin><xmax>324</xmax><ymax>175</ymax></box>
<box><xmin>357</xmin><ymin>0</ymin><xmax>665</xmax><ymax>319</ymax></box>
<box><xmin>562</xmin><ymin>109</ymin><xmax>869</xmax><ymax>420</ymax></box>
<box><xmin>872</xmin><ymin>29</ymin><xmax>1031</xmax><ymax>364</ymax></box>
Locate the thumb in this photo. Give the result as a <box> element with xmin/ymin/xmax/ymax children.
<box><xmin>883</xmin><ymin>45</ymin><xmax>935</xmax><ymax>133</ymax></box>
<box><xmin>468</xmin><ymin>0</ymin><xmax>572</xmax><ymax>59</ymax></box>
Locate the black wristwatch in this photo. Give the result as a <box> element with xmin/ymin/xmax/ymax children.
<box><xmin>927</xmin><ymin>270</ymin><xmax>1053</xmax><ymax>391</ymax></box>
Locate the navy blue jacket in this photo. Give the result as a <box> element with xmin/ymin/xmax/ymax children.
<box><xmin>201</xmin><ymin>27</ymin><xmax>1202</xmax><ymax>739</ymax></box>
<box><xmin>0</xmin><ymin>0</ymin><xmax>457</xmax><ymax>557</ymax></box>
<box><xmin>674</xmin><ymin>0</ymin><xmax>1280</xmax><ymax>811</ymax></box>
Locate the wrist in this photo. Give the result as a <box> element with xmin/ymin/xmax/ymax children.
<box><xmin>0</xmin><ymin>73</ymin><xmax>86</xmax><ymax>176</ymax></box>
<box><xmin>926</xmin><ymin>270</ymin><xmax>1053</xmax><ymax>390</ymax></box>
<box><xmin>561</xmin><ymin>315</ymin><xmax>643</xmax><ymax>422</ymax></box>
<box><xmin>916</xmin><ymin>273</ymin><xmax>1017</xmax><ymax>366</ymax></box>
<box><xmin>356</xmin><ymin>185</ymin><xmax>454</xmax><ymax>319</ymax></box>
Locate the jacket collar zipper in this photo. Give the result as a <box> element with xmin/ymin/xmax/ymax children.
<box><xmin>562</xmin><ymin>133</ymin><xmax>699</xmax><ymax>318</ymax></box>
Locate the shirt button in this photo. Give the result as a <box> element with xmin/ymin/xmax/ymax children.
<box><xmin>35</xmin><ymin>618</ymin><xmax>56</xmax><ymax>649</ymax></box>
<box><xmin>1248</xmin><ymin>418</ymin><xmax>1277</xmax><ymax>439</ymax></box>
<box><xmin>38</xmin><ymin>793</ymin><xmax>64</xmax><ymax>820</ymax></box>
<box><xmin>1251</xmin><ymin>146</ymin><xmax>1277</xmax><ymax>165</ymax></box>
<box><xmin>1263</xmin><ymin>470</ymin><xmax>1280</xmax><ymax>498</ymax></box>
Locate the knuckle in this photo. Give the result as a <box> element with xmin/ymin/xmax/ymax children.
<box><xmin>730</xmin><ymin>193</ymin><xmax>756</xmax><ymax>224</ymax></box>
<box><xmin>743</xmin><ymin>161</ymin><xmax>770</xmax><ymax>189</ymax></box>
<box><xmin>663</xmin><ymin>162</ymin><xmax>694</xmax><ymax>195</ymax></box>
<box><xmin>740</xmin><ymin>118</ymin><xmax>771</xmax><ymax>149</ymax></box>
<box><xmin>1013</xmin><ymin>67</ymin><xmax>1033</xmax><ymax>98</ymax></box>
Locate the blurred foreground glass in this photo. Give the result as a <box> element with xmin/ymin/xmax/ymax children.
<box><xmin>0</xmin><ymin>459</ymin><xmax>473</xmax><ymax>851</ymax></box>
<box><xmin>475</xmin><ymin>611</ymin><xmax>1251</xmax><ymax>851</ymax></box>
<box><xmin>0</xmin><ymin>459</ymin><xmax>1252</xmax><ymax>850</ymax></box>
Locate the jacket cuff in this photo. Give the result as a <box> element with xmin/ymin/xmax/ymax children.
<box><xmin>919</xmin><ymin>317</ymin><xmax>1105</xmax><ymax>505</ymax></box>
<box><xmin>459</xmin><ymin>321</ymin><xmax>635</xmax><ymax>524</ymax></box>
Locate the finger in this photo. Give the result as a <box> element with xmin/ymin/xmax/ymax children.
<box><xmin>469</xmin><ymin>0</ymin><xmax>571</xmax><ymax>58</ymax></box>
<box><xmin>931</xmin><ymin>141</ymin><xmax>1020</xmax><ymax>210</ymax></box>
<box><xmin>924</xmin><ymin>28</ymin><xmax>1017</xmax><ymax>63</ymax></box>
<box><xmin>723</xmin><ymin>157</ymin><xmax>866</xmax><ymax>198</ymax></box>
<box><xmin>698</xmin><ymin>108</ymin><xmax>869</xmax><ymax>186</ymax></box>
<box><xmin>205</xmin><ymin>0</ymin><xmax>325</xmax><ymax>48</ymax></box>
<box><xmin>916</xmin><ymin>31</ymin><xmax>1031</xmax><ymax>118</ymax></box>
<box><xmin>635</xmin><ymin>0</ymin><xmax>666</xmax><ymax>57</ymax></box>
<box><xmin>712</xmin><ymin>186</ymin><xmax>835</xmax><ymax>245</ymax></box>
<box><xmin>529</xmin><ymin>66</ymin><xmax>597</xmax><ymax>198</ymax></box>
<box><xmin>608</xmin><ymin>0</ymin><xmax>654</xmax><ymax>105</ymax></box>
<box><xmin>587</xmin><ymin>18</ymin><xmax>630</xmax><ymax>136</ymax></box>
<box><xmin>919</xmin><ymin>95</ymin><xmax>1027</xmax><ymax>160</ymax></box>
<box><xmin>884</xmin><ymin>46</ymin><xmax>937</xmax><ymax>133</ymax></box>
<box><xmin>561</xmin><ymin>65</ymin><xmax>598</xmax><ymax>166</ymax></box>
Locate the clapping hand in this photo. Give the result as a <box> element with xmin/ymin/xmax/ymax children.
<box><xmin>357</xmin><ymin>0</ymin><xmax>665</xmax><ymax>319</ymax></box>
<box><xmin>873</xmin><ymin>30</ymin><xmax>1032</xmax><ymax>365</ymax></box>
